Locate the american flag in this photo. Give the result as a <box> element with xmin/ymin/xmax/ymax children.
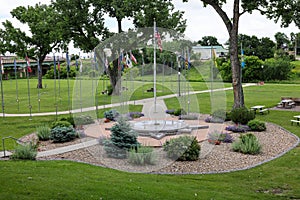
<box><xmin>25</xmin><ymin>56</ymin><xmax>32</xmax><ymax>73</ymax></box>
<box><xmin>155</xmin><ymin>28</ymin><xmax>163</xmax><ymax>52</ymax></box>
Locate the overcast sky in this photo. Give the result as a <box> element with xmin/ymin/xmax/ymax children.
<box><xmin>0</xmin><ymin>0</ymin><xmax>299</xmax><ymax>54</ymax></box>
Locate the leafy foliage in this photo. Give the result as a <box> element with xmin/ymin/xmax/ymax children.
<box><xmin>44</xmin><ymin>66</ymin><xmax>77</xmax><ymax>79</ymax></box>
<box><xmin>225</xmin><ymin>125</ymin><xmax>250</xmax><ymax>133</ymax></box>
<box><xmin>36</xmin><ymin>125</ymin><xmax>51</xmax><ymax>141</ymax></box>
<box><xmin>51</xmin><ymin>121</ymin><xmax>72</xmax><ymax>129</ymax></box>
<box><xmin>50</xmin><ymin>126</ymin><xmax>77</xmax><ymax>143</ymax></box>
<box><xmin>208</xmin><ymin>131</ymin><xmax>234</xmax><ymax>143</ymax></box>
<box><xmin>73</xmin><ymin>115</ymin><xmax>94</xmax><ymax>126</ymax></box>
<box><xmin>247</xmin><ymin>120</ymin><xmax>266</xmax><ymax>132</ymax></box>
<box><xmin>10</xmin><ymin>143</ymin><xmax>37</xmax><ymax>160</ymax></box>
<box><xmin>230</xmin><ymin>107</ymin><xmax>255</xmax><ymax>125</ymax></box>
<box><xmin>128</xmin><ymin>146</ymin><xmax>156</xmax><ymax>165</ymax></box>
<box><xmin>174</xmin><ymin>108</ymin><xmax>187</xmax><ymax>116</ymax></box>
<box><xmin>104</xmin><ymin>109</ymin><xmax>120</xmax><ymax>121</ymax></box>
<box><xmin>103</xmin><ymin>118</ymin><xmax>140</xmax><ymax>158</ymax></box>
<box><xmin>232</xmin><ymin>133</ymin><xmax>261</xmax><ymax>155</ymax></box>
<box><xmin>163</xmin><ymin>136</ymin><xmax>200</xmax><ymax>161</ymax></box>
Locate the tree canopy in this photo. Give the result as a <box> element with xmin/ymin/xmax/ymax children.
<box><xmin>198</xmin><ymin>36</ymin><xmax>221</xmax><ymax>46</ymax></box>
<box><xmin>184</xmin><ymin>0</ymin><xmax>300</xmax><ymax>108</ymax></box>
<box><xmin>0</xmin><ymin>3</ymin><xmax>64</xmax><ymax>88</ymax></box>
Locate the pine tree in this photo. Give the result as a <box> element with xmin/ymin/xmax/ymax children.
<box><xmin>104</xmin><ymin>117</ymin><xmax>140</xmax><ymax>158</ymax></box>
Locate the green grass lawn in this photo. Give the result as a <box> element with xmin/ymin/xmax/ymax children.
<box><xmin>0</xmin><ymin>82</ymin><xmax>300</xmax><ymax>199</ymax></box>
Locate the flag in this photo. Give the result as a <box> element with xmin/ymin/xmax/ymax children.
<box><xmin>0</xmin><ymin>57</ymin><xmax>4</xmax><ymax>74</ymax></box>
<box><xmin>155</xmin><ymin>28</ymin><xmax>163</xmax><ymax>52</ymax></box>
<box><xmin>104</xmin><ymin>56</ymin><xmax>109</xmax><ymax>71</ymax></box>
<box><xmin>25</xmin><ymin>56</ymin><xmax>32</xmax><ymax>73</ymax></box>
<box><xmin>130</xmin><ymin>51</ymin><xmax>137</xmax><ymax>64</ymax></box>
<box><xmin>94</xmin><ymin>52</ymin><xmax>99</xmax><ymax>70</ymax></box>
<box><xmin>66</xmin><ymin>52</ymin><xmax>70</xmax><ymax>72</ymax></box>
<box><xmin>37</xmin><ymin>59</ymin><xmax>41</xmax><ymax>74</ymax></box>
<box><xmin>126</xmin><ymin>53</ymin><xmax>132</xmax><ymax>68</ymax></box>
<box><xmin>118</xmin><ymin>51</ymin><xmax>124</xmax><ymax>71</ymax></box>
<box><xmin>53</xmin><ymin>54</ymin><xmax>56</xmax><ymax>75</ymax></box>
<box><xmin>212</xmin><ymin>48</ymin><xmax>218</xmax><ymax>68</ymax></box>
<box><xmin>241</xmin><ymin>49</ymin><xmax>245</xmax><ymax>68</ymax></box>
<box><xmin>57</xmin><ymin>56</ymin><xmax>61</xmax><ymax>71</ymax></box>
<box><xmin>75</xmin><ymin>57</ymin><xmax>79</xmax><ymax>71</ymax></box>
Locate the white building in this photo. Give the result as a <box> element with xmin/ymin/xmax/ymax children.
<box><xmin>192</xmin><ymin>45</ymin><xmax>228</xmax><ymax>60</ymax></box>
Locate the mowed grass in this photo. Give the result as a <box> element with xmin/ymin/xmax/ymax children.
<box><xmin>0</xmin><ymin>83</ymin><xmax>300</xmax><ymax>199</ymax></box>
<box><xmin>0</xmin><ymin>78</ymin><xmax>231</xmax><ymax>114</ymax></box>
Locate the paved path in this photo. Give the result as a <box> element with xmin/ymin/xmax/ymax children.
<box><xmin>2</xmin><ymin>83</ymin><xmax>256</xmax><ymax>117</ymax></box>
<box><xmin>1</xmin><ymin>83</ymin><xmax>257</xmax><ymax>158</ymax></box>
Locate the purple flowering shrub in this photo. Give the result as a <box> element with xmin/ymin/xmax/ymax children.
<box><xmin>225</xmin><ymin>125</ymin><xmax>250</xmax><ymax>133</ymax></box>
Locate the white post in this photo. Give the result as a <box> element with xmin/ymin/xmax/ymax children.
<box><xmin>153</xmin><ymin>19</ymin><xmax>157</xmax><ymax>113</ymax></box>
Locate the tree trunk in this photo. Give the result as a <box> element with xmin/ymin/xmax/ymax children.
<box><xmin>117</xmin><ymin>18</ymin><xmax>122</xmax><ymax>33</ymax></box>
<box><xmin>230</xmin><ymin>0</ymin><xmax>244</xmax><ymax>109</ymax></box>
<box><xmin>107</xmin><ymin>59</ymin><xmax>121</xmax><ymax>95</ymax></box>
<box><xmin>229</xmin><ymin>30</ymin><xmax>244</xmax><ymax>108</ymax></box>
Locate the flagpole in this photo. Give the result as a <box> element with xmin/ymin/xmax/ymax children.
<box><xmin>25</xmin><ymin>55</ymin><xmax>32</xmax><ymax>120</ymax></box>
<box><xmin>153</xmin><ymin>19</ymin><xmax>157</xmax><ymax>113</ymax></box>
<box><xmin>53</xmin><ymin>54</ymin><xmax>57</xmax><ymax>118</ymax></box>
<box><xmin>79</xmin><ymin>53</ymin><xmax>82</xmax><ymax>113</ymax></box>
<box><xmin>66</xmin><ymin>52</ymin><xmax>71</xmax><ymax>115</ymax></box>
<box><xmin>57</xmin><ymin>56</ymin><xmax>61</xmax><ymax>102</ymax></box>
<box><xmin>0</xmin><ymin>57</ymin><xmax>5</xmax><ymax>117</ymax></box>
<box><xmin>14</xmin><ymin>59</ymin><xmax>19</xmax><ymax>111</ymax></box>
<box><xmin>37</xmin><ymin>58</ymin><xmax>41</xmax><ymax>112</ymax></box>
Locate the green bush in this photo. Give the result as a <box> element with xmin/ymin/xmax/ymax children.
<box><xmin>232</xmin><ymin>133</ymin><xmax>261</xmax><ymax>155</ymax></box>
<box><xmin>51</xmin><ymin>121</ymin><xmax>72</xmax><ymax>129</ymax></box>
<box><xmin>103</xmin><ymin>118</ymin><xmax>140</xmax><ymax>158</ymax></box>
<box><xmin>104</xmin><ymin>109</ymin><xmax>119</xmax><ymax>121</ymax></box>
<box><xmin>174</xmin><ymin>108</ymin><xmax>187</xmax><ymax>116</ymax></box>
<box><xmin>128</xmin><ymin>146</ymin><xmax>156</xmax><ymax>165</ymax></box>
<box><xmin>163</xmin><ymin>136</ymin><xmax>200</xmax><ymax>161</ymax></box>
<box><xmin>50</xmin><ymin>126</ymin><xmax>77</xmax><ymax>143</ymax></box>
<box><xmin>36</xmin><ymin>125</ymin><xmax>51</xmax><ymax>141</ymax></box>
<box><xmin>230</xmin><ymin>107</ymin><xmax>255</xmax><ymax>125</ymax></box>
<box><xmin>247</xmin><ymin>120</ymin><xmax>266</xmax><ymax>132</ymax></box>
<box><xmin>212</xmin><ymin>109</ymin><xmax>226</xmax><ymax>121</ymax></box>
<box><xmin>59</xmin><ymin>116</ymin><xmax>75</xmax><ymax>127</ymax></box>
<box><xmin>74</xmin><ymin>115</ymin><xmax>94</xmax><ymax>125</ymax></box>
<box><xmin>107</xmin><ymin>84</ymin><xmax>113</xmax><ymax>95</ymax></box>
<box><xmin>10</xmin><ymin>143</ymin><xmax>37</xmax><ymax>160</ymax></box>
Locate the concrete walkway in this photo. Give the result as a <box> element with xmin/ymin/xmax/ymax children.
<box><xmin>2</xmin><ymin>83</ymin><xmax>256</xmax><ymax>117</ymax></box>
<box><xmin>1</xmin><ymin>83</ymin><xmax>257</xmax><ymax>158</ymax></box>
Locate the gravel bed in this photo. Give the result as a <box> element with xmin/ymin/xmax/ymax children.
<box><xmin>38</xmin><ymin>123</ymin><xmax>299</xmax><ymax>174</ymax></box>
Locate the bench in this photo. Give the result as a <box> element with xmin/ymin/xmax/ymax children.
<box><xmin>146</xmin><ymin>88</ymin><xmax>154</xmax><ymax>92</ymax></box>
<box><xmin>291</xmin><ymin>120</ymin><xmax>300</xmax><ymax>125</ymax></box>
<box><xmin>259</xmin><ymin>109</ymin><xmax>269</xmax><ymax>114</ymax></box>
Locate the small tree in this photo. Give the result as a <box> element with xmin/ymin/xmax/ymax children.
<box><xmin>104</xmin><ymin>117</ymin><xmax>140</xmax><ymax>158</ymax></box>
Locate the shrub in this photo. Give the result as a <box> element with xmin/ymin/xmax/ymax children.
<box><xmin>247</xmin><ymin>120</ymin><xmax>266</xmax><ymax>132</ymax></box>
<box><xmin>232</xmin><ymin>133</ymin><xmax>261</xmax><ymax>155</ymax></box>
<box><xmin>51</xmin><ymin>121</ymin><xmax>72</xmax><ymax>129</ymax></box>
<box><xmin>212</xmin><ymin>109</ymin><xmax>226</xmax><ymax>121</ymax></box>
<box><xmin>36</xmin><ymin>125</ymin><xmax>51</xmax><ymax>141</ymax></box>
<box><xmin>128</xmin><ymin>146</ymin><xmax>156</xmax><ymax>165</ymax></box>
<box><xmin>107</xmin><ymin>84</ymin><xmax>113</xmax><ymax>95</ymax></box>
<box><xmin>225</xmin><ymin>125</ymin><xmax>250</xmax><ymax>133</ymax></box>
<box><xmin>163</xmin><ymin>136</ymin><xmax>200</xmax><ymax>161</ymax></box>
<box><xmin>205</xmin><ymin>116</ymin><xmax>224</xmax><ymax>123</ymax></box>
<box><xmin>103</xmin><ymin>118</ymin><xmax>140</xmax><ymax>158</ymax></box>
<box><xmin>10</xmin><ymin>143</ymin><xmax>37</xmax><ymax>160</ymax></box>
<box><xmin>50</xmin><ymin>126</ymin><xmax>77</xmax><ymax>143</ymax></box>
<box><xmin>174</xmin><ymin>108</ymin><xmax>187</xmax><ymax>116</ymax></box>
<box><xmin>104</xmin><ymin>109</ymin><xmax>120</xmax><ymax>121</ymax></box>
<box><xmin>208</xmin><ymin>131</ymin><xmax>234</xmax><ymax>143</ymax></box>
<box><xmin>59</xmin><ymin>116</ymin><xmax>75</xmax><ymax>127</ymax></box>
<box><xmin>74</xmin><ymin>115</ymin><xmax>94</xmax><ymax>125</ymax></box>
<box><xmin>165</xmin><ymin>109</ymin><xmax>175</xmax><ymax>115</ymax></box>
<box><xmin>230</xmin><ymin>107</ymin><xmax>255</xmax><ymax>125</ymax></box>
<box><xmin>128</xmin><ymin>112</ymin><xmax>144</xmax><ymax>119</ymax></box>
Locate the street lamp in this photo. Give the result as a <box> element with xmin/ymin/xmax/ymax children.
<box><xmin>261</xmin><ymin>65</ymin><xmax>264</xmax><ymax>83</ymax></box>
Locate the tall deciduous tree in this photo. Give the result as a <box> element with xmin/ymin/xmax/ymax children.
<box><xmin>52</xmin><ymin>0</ymin><xmax>110</xmax><ymax>52</ymax></box>
<box><xmin>184</xmin><ymin>0</ymin><xmax>300</xmax><ymax>108</ymax></box>
<box><xmin>0</xmin><ymin>4</ymin><xmax>64</xmax><ymax>88</ymax></box>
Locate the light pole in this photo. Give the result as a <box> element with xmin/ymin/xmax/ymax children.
<box><xmin>261</xmin><ymin>65</ymin><xmax>264</xmax><ymax>83</ymax></box>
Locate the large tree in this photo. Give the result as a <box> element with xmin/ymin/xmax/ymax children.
<box><xmin>0</xmin><ymin>4</ymin><xmax>64</xmax><ymax>88</ymax></box>
<box><xmin>184</xmin><ymin>0</ymin><xmax>300</xmax><ymax>108</ymax></box>
<box><xmin>52</xmin><ymin>0</ymin><xmax>110</xmax><ymax>52</ymax></box>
